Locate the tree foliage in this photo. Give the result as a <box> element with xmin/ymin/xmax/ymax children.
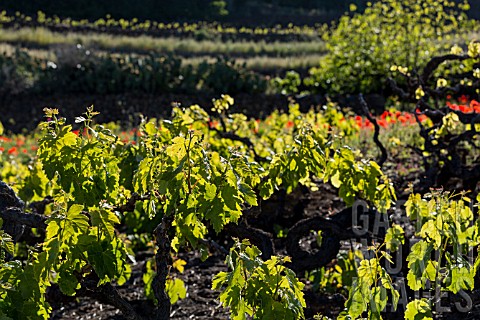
<box><xmin>304</xmin><ymin>0</ymin><xmax>473</xmax><ymax>95</ymax></box>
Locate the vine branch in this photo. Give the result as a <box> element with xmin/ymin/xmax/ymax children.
<box><xmin>152</xmin><ymin>214</ymin><xmax>174</xmax><ymax>320</ymax></box>
<box><xmin>359</xmin><ymin>94</ymin><xmax>387</xmax><ymax>167</ymax></box>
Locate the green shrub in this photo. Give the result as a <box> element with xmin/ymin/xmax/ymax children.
<box><xmin>272</xmin><ymin>70</ymin><xmax>302</xmax><ymax>95</ymax></box>
<box><xmin>0</xmin><ymin>49</ymin><xmax>267</xmax><ymax>96</ymax></box>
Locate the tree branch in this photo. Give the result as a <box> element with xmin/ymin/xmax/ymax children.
<box><xmin>421</xmin><ymin>54</ymin><xmax>471</xmax><ymax>84</ymax></box>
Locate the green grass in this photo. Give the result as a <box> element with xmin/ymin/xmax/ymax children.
<box><xmin>181</xmin><ymin>54</ymin><xmax>324</xmax><ymax>73</ymax></box>
<box><xmin>0</xmin><ymin>27</ymin><xmax>326</xmax><ymax>57</ymax></box>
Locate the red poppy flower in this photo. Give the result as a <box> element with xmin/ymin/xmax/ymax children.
<box><xmin>397</xmin><ymin>115</ymin><xmax>408</xmax><ymax>124</ymax></box>
<box><xmin>354</xmin><ymin>115</ymin><xmax>363</xmax><ymax>128</ymax></box>
<box><xmin>8</xmin><ymin>147</ymin><xmax>17</xmax><ymax>155</ymax></box>
<box><xmin>459</xmin><ymin>105</ymin><xmax>473</xmax><ymax>113</ymax></box>
<box><xmin>418</xmin><ymin>115</ymin><xmax>428</xmax><ymax>122</ymax></box>
<box><xmin>470</xmin><ymin>100</ymin><xmax>480</xmax><ymax>113</ymax></box>
<box><xmin>459</xmin><ymin>95</ymin><xmax>469</xmax><ymax>104</ymax></box>
<box><xmin>208</xmin><ymin>120</ymin><xmax>219</xmax><ymax>129</ymax></box>
<box><xmin>448</xmin><ymin>102</ymin><xmax>459</xmax><ymax>111</ymax></box>
<box><xmin>377</xmin><ymin>119</ymin><xmax>388</xmax><ymax>128</ymax></box>
<box><xmin>285</xmin><ymin>120</ymin><xmax>294</xmax><ymax>129</ymax></box>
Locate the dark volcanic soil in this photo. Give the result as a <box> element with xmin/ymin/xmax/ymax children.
<box><xmin>51</xmin><ymin>252</ymin><xmax>230</xmax><ymax>320</ymax></box>
<box><xmin>1</xmin><ymin>93</ymin><xmax>326</xmax><ymax>134</ymax></box>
